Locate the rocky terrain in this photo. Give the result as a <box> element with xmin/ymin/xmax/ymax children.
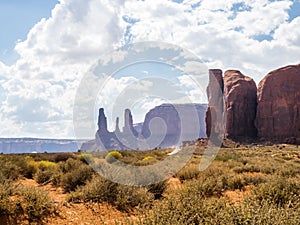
<box><xmin>206</xmin><ymin>64</ymin><xmax>300</xmax><ymax>144</ymax></box>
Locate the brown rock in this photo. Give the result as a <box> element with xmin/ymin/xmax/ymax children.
<box><xmin>256</xmin><ymin>64</ymin><xmax>300</xmax><ymax>143</ymax></box>
<box><xmin>205</xmin><ymin>69</ymin><xmax>225</xmax><ymax>141</ymax></box>
<box><xmin>224</xmin><ymin>70</ymin><xmax>257</xmax><ymax>140</ymax></box>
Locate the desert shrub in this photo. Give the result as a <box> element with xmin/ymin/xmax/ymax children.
<box><xmin>23</xmin><ymin>157</ymin><xmax>38</xmax><ymax>178</ymax></box>
<box><xmin>0</xmin><ymin>183</ymin><xmax>54</xmax><ymax>223</ymax></box>
<box><xmin>186</xmin><ymin>176</ymin><xmax>222</xmax><ymax>198</ymax></box>
<box><xmin>16</xmin><ymin>186</ymin><xmax>54</xmax><ymax>222</ymax></box>
<box><xmin>105</xmin><ymin>151</ymin><xmax>122</xmax><ymax>163</ymax></box>
<box><xmin>68</xmin><ymin>175</ymin><xmax>152</xmax><ymax>211</ymax></box>
<box><xmin>259</xmin><ymin>164</ymin><xmax>276</xmax><ymax>174</ymax></box>
<box><xmin>78</xmin><ymin>153</ymin><xmax>94</xmax><ymax>164</ymax></box>
<box><xmin>223</xmin><ymin>198</ymin><xmax>300</xmax><ymax>225</ymax></box>
<box><xmin>115</xmin><ymin>185</ymin><xmax>152</xmax><ymax>211</ymax></box>
<box><xmin>68</xmin><ymin>175</ymin><xmax>118</xmax><ymax>203</ymax></box>
<box><xmin>58</xmin><ymin>158</ymin><xmax>81</xmax><ymax>173</ymax></box>
<box><xmin>233</xmin><ymin>165</ymin><xmax>260</xmax><ymax>173</ymax></box>
<box><xmin>0</xmin><ymin>160</ymin><xmax>20</xmax><ymax>181</ymax></box>
<box><xmin>276</xmin><ymin>167</ymin><xmax>299</xmax><ymax>178</ymax></box>
<box><xmin>53</xmin><ymin>152</ymin><xmax>77</xmax><ymax>162</ymax></box>
<box><xmin>242</xmin><ymin>174</ymin><xmax>266</xmax><ymax>186</ymax></box>
<box><xmin>34</xmin><ymin>169</ymin><xmax>54</xmax><ymax>184</ymax></box>
<box><xmin>215</xmin><ymin>152</ymin><xmax>240</xmax><ymax>162</ymax></box>
<box><xmin>37</xmin><ymin>160</ymin><xmax>56</xmax><ymax>170</ymax></box>
<box><xmin>138</xmin><ymin>186</ymin><xmax>229</xmax><ymax>225</ymax></box>
<box><xmin>224</xmin><ymin>176</ymin><xmax>244</xmax><ymax>190</ymax></box>
<box><xmin>176</xmin><ymin>165</ymin><xmax>200</xmax><ymax>182</ymax></box>
<box><xmin>139</xmin><ymin>183</ymin><xmax>300</xmax><ymax>225</ymax></box>
<box><xmin>51</xmin><ymin>171</ymin><xmax>63</xmax><ymax>187</ymax></box>
<box><xmin>33</xmin><ymin>160</ymin><xmax>57</xmax><ymax>184</ymax></box>
<box><xmin>147</xmin><ymin>180</ymin><xmax>168</xmax><ymax>199</ymax></box>
<box><xmin>253</xmin><ymin>177</ymin><xmax>300</xmax><ymax>206</ymax></box>
<box><xmin>142</xmin><ymin>156</ymin><xmax>153</xmax><ymax>161</ymax></box>
<box><xmin>0</xmin><ymin>182</ymin><xmax>13</xmax><ymax>215</ymax></box>
<box><xmin>60</xmin><ymin>163</ymin><xmax>94</xmax><ymax>192</ymax></box>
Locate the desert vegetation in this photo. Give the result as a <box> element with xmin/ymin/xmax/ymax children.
<box><xmin>0</xmin><ymin>142</ymin><xmax>300</xmax><ymax>224</ymax></box>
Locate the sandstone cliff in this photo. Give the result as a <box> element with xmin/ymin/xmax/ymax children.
<box><xmin>205</xmin><ymin>69</ymin><xmax>225</xmax><ymax>141</ymax></box>
<box><xmin>256</xmin><ymin>64</ymin><xmax>300</xmax><ymax>144</ymax></box>
<box><xmin>224</xmin><ymin>70</ymin><xmax>257</xmax><ymax>140</ymax></box>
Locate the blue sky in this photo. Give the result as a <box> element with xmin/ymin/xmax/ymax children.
<box><xmin>0</xmin><ymin>0</ymin><xmax>58</xmax><ymax>65</ymax></box>
<box><xmin>0</xmin><ymin>0</ymin><xmax>299</xmax><ymax>138</ymax></box>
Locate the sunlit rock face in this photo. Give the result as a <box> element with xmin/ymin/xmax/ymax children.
<box><xmin>224</xmin><ymin>70</ymin><xmax>257</xmax><ymax>140</ymax></box>
<box><xmin>206</xmin><ymin>69</ymin><xmax>257</xmax><ymax>142</ymax></box>
<box><xmin>256</xmin><ymin>64</ymin><xmax>300</xmax><ymax>144</ymax></box>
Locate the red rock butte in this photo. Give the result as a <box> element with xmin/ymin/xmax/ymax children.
<box><xmin>206</xmin><ymin>64</ymin><xmax>300</xmax><ymax>144</ymax></box>
<box><xmin>256</xmin><ymin>64</ymin><xmax>300</xmax><ymax>144</ymax></box>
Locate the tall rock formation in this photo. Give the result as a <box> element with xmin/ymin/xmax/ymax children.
<box><xmin>205</xmin><ymin>69</ymin><xmax>225</xmax><ymax>142</ymax></box>
<box><xmin>95</xmin><ymin>108</ymin><xmax>114</xmax><ymax>149</ymax></box>
<box><xmin>118</xmin><ymin>109</ymin><xmax>138</xmax><ymax>149</ymax></box>
<box><xmin>123</xmin><ymin>109</ymin><xmax>138</xmax><ymax>137</ymax></box>
<box><xmin>256</xmin><ymin>64</ymin><xmax>300</xmax><ymax>144</ymax></box>
<box><xmin>224</xmin><ymin>70</ymin><xmax>257</xmax><ymax>140</ymax></box>
<box><xmin>115</xmin><ymin>117</ymin><xmax>120</xmax><ymax>133</ymax></box>
<box><xmin>97</xmin><ymin>108</ymin><xmax>109</xmax><ymax>135</ymax></box>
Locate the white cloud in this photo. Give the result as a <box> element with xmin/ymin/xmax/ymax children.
<box><xmin>0</xmin><ymin>0</ymin><xmax>125</xmax><ymax>138</ymax></box>
<box><xmin>0</xmin><ymin>0</ymin><xmax>299</xmax><ymax>138</ymax></box>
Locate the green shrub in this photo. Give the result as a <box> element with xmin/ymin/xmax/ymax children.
<box><xmin>233</xmin><ymin>165</ymin><xmax>260</xmax><ymax>173</ymax></box>
<box><xmin>147</xmin><ymin>180</ymin><xmax>168</xmax><ymax>199</ymax></box>
<box><xmin>53</xmin><ymin>152</ymin><xmax>77</xmax><ymax>162</ymax></box>
<box><xmin>60</xmin><ymin>164</ymin><xmax>94</xmax><ymax>192</ymax></box>
<box><xmin>78</xmin><ymin>153</ymin><xmax>94</xmax><ymax>164</ymax></box>
<box><xmin>142</xmin><ymin>156</ymin><xmax>153</xmax><ymax>161</ymax></box>
<box><xmin>32</xmin><ymin>160</ymin><xmax>57</xmax><ymax>185</ymax></box>
<box><xmin>105</xmin><ymin>151</ymin><xmax>122</xmax><ymax>163</ymax></box>
<box><xmin>38</xmin><ymin>160</ymin><xmax>56</xmax><ymax>170</ymax></box>
<box><xmin>0</xmin><ymin>182</ymin><xmax>54</xmax><ymax>223</ymax></box>
<box><xmin>68</xmin><ymin>175</ymin><xmax>118</xmax><ymax>203</ymax></box>
<box><xmin>253</xmin><ymin>177</ymin><xmax>300</xmax><ymax>206</ymax></box>
<box><xmin>34</xmin><ymin>169</ymin><xmax>54</xmax><ymax>184</ymax></box>
<box><xmin>23</xmin><ymin>158</ymin><xmax>38</xmax><ymax>178</ymax></box>
<box><xmin>68</xmin><ymin>175</ymin><xmax>152</xmax><ymax>212</ymax></box>
<box><xmin>0</xmin><ymin>182</ymin><xmax>13</xmax><ymax>216</ymax></box>
<box><xmin>176</xmin><ymin>165</ymin><xmax>200</xmax><ymax>182</ymax></box>
<box><xmin>0</xmin><ymin>161</ymin><xmax>20</xmax><ymax>181</ymax></box>
<box><xmin>58</xmin><ymin>158</ymin><xmax>81</xmax><ymax>173</ymax></box>
<box><xmin>16</xmin><ymin>186</ymin><xmax>54</xmax><ymax>222</ymax></box>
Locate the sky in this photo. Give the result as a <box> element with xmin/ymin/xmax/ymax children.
<box><xmin>0</xmin><ymin>0</ymin><xmax>299</xmax><ymax>139</ymax></box>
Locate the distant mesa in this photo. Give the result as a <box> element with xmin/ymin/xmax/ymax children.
<box><xmin>0</xmin><ymin>138</ymin><xmax>82</xmax><ymax>154</ymax></box>
<box><xmin>80</xmin><ymin>103</ymin><xmax>207</xmax><ymax>151</ymax></box>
